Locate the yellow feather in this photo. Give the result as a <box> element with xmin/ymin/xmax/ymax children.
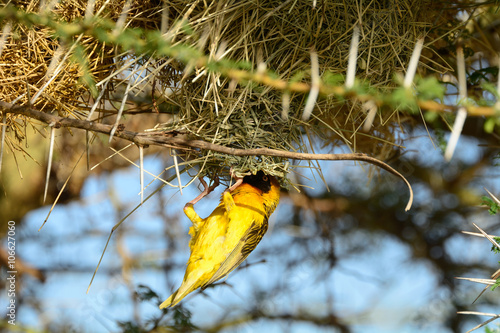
<box><xmin>159</xmin><ymin>172</ymin><xmax>280</xmax><ymax>308</ymax></box>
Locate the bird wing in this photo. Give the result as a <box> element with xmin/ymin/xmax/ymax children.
<box><xmin>202</xmin><ymin>218</ymin><xmax>268</xmax><ymax>288</ymax></box>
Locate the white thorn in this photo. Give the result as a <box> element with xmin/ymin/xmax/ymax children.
<box><xmin>87</xmin><ymin>81</ymin><xmax>109</xmax><ymax>121</ymax></box>
<box><xmin>44</xmin><ymin>125</ymin><xmax>56</xmax><ymax>203</ymax></box>
<box><xmin>84</xmin><ymin>0</ymin><xmax>96</xmax><ymax>19</ymax></box>
<box><xmin>0</xmin><ymin>22</ymin><xmax>12</xmax><ymax>58</ymax></box>
<box><xmin>302</xmin><ymin>51</ymin><xmax>320</xmax><ymax>121</ymax></box>
<box><xmin>86</xmin><ymin>130</ymin><xmax>90</xmax><ymax>171</ymax></box>
<box><xmin>444</xmin><ymin>106</ymin><xmax>467</xmax><ymax>161</ymax></box>
<box><xmin>404</xmin><ymin>38</ymin><xmax>424</xmax><ymax>88</ymax></box>
<box><xmin>39</xmin><ymin>0</ymin><xmax>59</xmax><ymax>14</ymax></box>
<box><xmin>215</xmin><ymin>40</ymin><xmax>228</xmax><ymax>61</ymax></box>
<box><xmin>214</xmin><ymin>93</ymin><xmax>219</xmax><ymax>117</ymax></box>
<box><xmin>496</xmin><ymin>53</ymin><xmax>500</xmax><ymax>111</ymax></box>
<box><xmin>139</xmin><ymin>145</ymin><xmax>144</xmax><ymax>205</ymax></box>
<box><xmin>109</xmin><ymin>65</ymin><xmax>136</xmax><ymax>143</ymax></box>
<box><xmin>473</xmin><ymin>222</ymin><xmax>500</xmax><ymax>250</ymax></box>
<box><xmin>362</xmin><ymin>100</ymin><xmax>378</xmax><ymax>132</ymax></box>
<box><xmin>45</xmin><ymin>45</ymin><xmax>65</xmax><ymax>82</ymax></box>
<box><xmin>112</xmin><ymin>0</ymin><xmax>132</xmax><ymax>37</ymax></box>
<box><xmin>160</xmin><ymin>2</ymin><xmax>169</xmax><ymax>35</ymax></box>
<box><xmin>281</xmin><ymin>91</ymin><xmax>290</xmax><ymax>121</ymax></box>
<box><xmin>445</xmin><ymin>46</ymin><xmax>468</xmax><ymax>161</ymax></box>
<box><xmin>345</xmin><ymin>26</ymin><xmax>360</xmax><ymax>89</ymax></box>
<box><xmin>172</xmin><ymin>149</ymin><xmax>182</xmax><ymax>195</ymax></box>
<box><xmin>0</xmin><ymin>113</ymin><xmax>6</xmax><ymax>175</ymax></box>
<box><xmin>31</xmin><ymin>37</ymin><xmax>83</xmax><ymax>104</ymax></box>
<box><xmin>484</xmin><ymin>187</ymin><xmax>500</xmax><ymax>205</ymax></box>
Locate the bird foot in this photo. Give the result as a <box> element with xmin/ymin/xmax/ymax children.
<box><xmin>185</xmin><ymin>176</ymin><xmax>219</xmax><ymax>207</ymax></box>
<box><xmin>225</xmin><ymin>167</ymin><xmax>247</xmax><ymax>193</ymax></box>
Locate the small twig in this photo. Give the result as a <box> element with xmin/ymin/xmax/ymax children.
<box><xmin>91</xmin><ymin>143</ymin><xmax>133</xmax><ymax>171</ymax></box>
<box><xmin>39</xmin><ymin>151</ymin><xmax>86</xmax><ymax>231</ymax></box>
<box><xmin>108</xmin><ymin>146</ymin><xmax>176</xmax><ymax>188</ymax></box>
<box><xmin>460</xmin><ymin>223</ymin><xmax>500</xmax><ymax>304</ymax></box>
<box><xmin>87</xmin><ymin>180</ymin><xmax>169</xmax><ymax>294</ymax></box>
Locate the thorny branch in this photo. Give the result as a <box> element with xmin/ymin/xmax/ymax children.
<box><xmin>0</xmin><ymin>6</ymin><xmax>498</xmax><ymax>118</ymax></box>
<box><xmin>0</xmin><ymin>100</ymin><xmax>414</xmax><ymax>210</ymax></box>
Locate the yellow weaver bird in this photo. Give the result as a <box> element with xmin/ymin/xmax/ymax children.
<box><xmin>159</xmin><ymin>170</ymin><xmax>280</xmax><ymax>308</ymax></box>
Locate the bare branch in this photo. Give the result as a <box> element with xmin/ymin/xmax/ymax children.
<box><xmin>0</xmin><ymin>100</ymin><xmax>414</xmax><ymax>210</ymax></box>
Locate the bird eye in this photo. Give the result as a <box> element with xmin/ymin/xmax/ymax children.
<box><xmin>262</xmin><ymin>176</ymin><xmax>269</xmax><ymax>181</ymax></box>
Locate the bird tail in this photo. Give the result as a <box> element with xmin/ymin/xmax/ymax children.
<box><xmin>159</xmin><ymin>292</ymin><xmax>176</xmax><ymax>309</ymax></box>
<box><xmin>159</xmin><ymin>278</ymin><xmax>199</xmax><ymax>309</ymax></box>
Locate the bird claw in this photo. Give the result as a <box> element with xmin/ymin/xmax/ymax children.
<box><xmin>225</xmin><ymin>167</ymin><xmax>247</xmax><ymax>193</ymax></box>
<box><xmin>185</xmin><ymin>175</ymin><xmax>220</xmax><ymax>207</ymax></box>
<box><xmin>226</xmin><ymin>177</ymin><xmax>243</xmax><ymax>193</ymax></box>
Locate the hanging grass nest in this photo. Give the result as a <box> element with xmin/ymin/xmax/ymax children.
<box><xmin>149</xmin><ymin>0</ymin><xmax>455</xmax><ymax>183</ymax></box>
<box><xmin>0</xmin><ymin>0</ymin><xmax>470</xmax><ymax>186</ymax></box>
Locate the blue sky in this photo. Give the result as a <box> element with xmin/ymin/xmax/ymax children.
<box><xmin>2</xmin><ymin>131</ymin><xmax>500</xmax><ymax>332</ymax></box>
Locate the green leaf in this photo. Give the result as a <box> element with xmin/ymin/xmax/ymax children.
<box><xmin>424</xmin><ymin>111</ymin><xmax>439</xmax><ymax>123</ymax></box>
<box><xmin>180</xmin><ymin>20</ymin><xmax>194</xmax><ymax>35</ymax></box>
<box><xmin>482</xmin><ymin>81</ymin><xmax>500</xmax><ymax>100</ymax></box>
<box><xmin>483</xmin><ymin>196</ymin><xmax>500</xmax><ymax>215</ymax></box>
<box><xmin>416</xmin><ymin>76</ymin><xmax>445</xmax><ymax>101</ymax></box>
<box><xmin>117</xmin><ymin>321</ymin><xmax>141</xmax><ymax>333</ymax></box>
<box><xmin>492</xmin><ymin>277</ymin><xmax>500</xmax><ymax>291</ymax></box>
<box><xmin>322</xmin><ymin>71</ymin><xmax>344</xmax><ymax>86</ymax></box>
<box><xmin>469</xmin><ymin>66</ymin><xmax>499</xmax><ymax>86</ymax></box>
<box><xmin>484</xmin><ymin>117</ymin><xmax>496</xmax><ymax>133</ymax></box>
<box><xmin>172</xmin><ymin>306</ymin><xmax>198</xmax><ymax>330</ymax></box>
<box><xmin>135</xmin><ymin>284</ymin><xmax>160</xmax><ymax>302</ymax></box>
<box><xmin>491</xmin><ymin>236</ymin><xmax>500</xmax><ymax>253</ymax></box>
<box><xmin>391</xmin><ymin>87</ymin><xmax>418</xmax><ymax>113</ymax></box>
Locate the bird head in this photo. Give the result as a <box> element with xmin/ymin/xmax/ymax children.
<box><xmin>243</xmin><ymin>170</ymin><xmax>281</xmax><ymax>215</ymax></box>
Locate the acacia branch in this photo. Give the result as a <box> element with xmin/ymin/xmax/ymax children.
<box><xmin>0</xmin><ymin>100</ymin><xmax>413</xmax><ymax>210</ymax></box>
<box><xmin>1</xmin><ymin>6</ymin><xmax>496</xmax><ymax>119</ymax></box>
